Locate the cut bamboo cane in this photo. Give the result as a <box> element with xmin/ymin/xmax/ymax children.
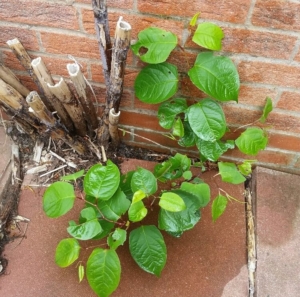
<box><xmin>67</xmin><ymin>63</ymin><xmax>98</xmax><ymax>132</ymax></box>
<box><xmin>47</xmin><ymin>77</ymin><xmax>87</xmax><ymax>137</ymax></box>
<box><xmin>108</xmin><ymin>16</ymin><xmax>131</xmax><ymax>113</ymax></box>
<box><xmin>6</xmin><ymin>38</ymin><xmax>53</xmax><ymax>110</ymax></box>
<box><xmin>26</xmin><ymin>91</ymin><xmax>87</xmax><ymax>155</ymax></box>
<box><xmin>109</xmin><ymin>108</ymin><xmax>120</xmax><ymax>145</ymax></box>
<box><xmin>31</xmin><ymin>57</ymin><xmax>74</xmax><ymax>133</ymax></box>
<box><xmin>0</xmin><ymin>64</ymin><xmax>30</xmax><ymax>97</ymax></box>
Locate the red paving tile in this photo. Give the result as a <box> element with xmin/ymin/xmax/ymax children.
<box><xmin>256</xmin><ymin>167</ymin><xmax>300</xmax><ymax>296</ymax></box>
<box><xmin>0</xmin><ymin>159</ymin><xmax>248</xmax><ymax>297</ymax></box>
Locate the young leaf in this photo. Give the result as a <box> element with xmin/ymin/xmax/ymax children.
<box><xmin>192</xmin><ymin>22</ymin><xmax>224</xmax><ymax>50</ymax></box>
<box><xmin>158</xmin><ymin>98</ymin><xmax>188</xmax><ymax>129</ymax></box>
<box><xmin>218</xmin><ymin>162</ymin><xmax>246</xmax><ymax>184</ymax></box>
<box><xmin>129</xmin><ymin>225</ymin><xmax>167</xmax><ymax>276</ymax></box>
<box><xmin>128</xmin><ymin>201</ymin><xmax>148</xmax><ymax>222</ymax></box>
<box><xmin>180</xmin><ymin>182</ymin><xmax>210</xmax><ymax>208</ymax></box>
<box><xmin>212</xmin><ymin>195</ymin><xmax>228</xmax><ymax>221</ymax></box>
<box><xmin>97</xmin><ymin>188</ymin><xmax>130</xmax><ymax>221</ymax></box>
<box><xmin>60</xmin><ymin>169</ymin><xmax>85</xmax><ymax>181</ymax></box>
<box><xmin>187</xmin><ymin>99</ymin><xmax>227</xmax><ymax>142</ymax></box>
<box><xmin>188</xmin><ymin>52</ymin><xmax>240</xmax><ymax>102</ymax></box>
<box><xmin>158</xmin><ymin>190</ymin><xmax>201</xmax><ymax>236</ymax></box>
<box><xmin>159</xmin><ymin>192</ymin><xmax>186</xmax><ymax>212</ymax></box>
<box><xmin>235</xmin><ymin>127</ymin><xmax>268</xmax><ymax>155</ymax></box>
<box><xmin>172</xmin><ymin>117</ymin><xmax>184</xmax><ymax>137</ymax></box>
<box><xmin>178</xmin><ymin>120</ymin><xmax>197</xmax><ymax>147</ymax></box>
<box><xmin>87</xmin><ymin>248</ymin><xmax>121</xmax><ymax>297</ymax></box>
<box><xmin>259</xmin><ymin>97</ymin><xmax>273</xmax><ymax>123</ymax></box>
<box><xmin>78</xmin><ymin>264</ymin><xmax>84</xmax><ymax>283</ymax></box>
<box><xmin>190</xmin><ymin>12</ymin><xmax>200</xmax><ymax>26</ymax></box>
<box><xmin>132</xmin><ymin>189</ymin><xmax>146</xmax><ymax>204</ymax></box>
<box><xmin>131</xmin><ymin>167</ymin><xmax>157</xmax><ymax>196</ymax></box>
<box><xmin>131</xmin><ymin>27</ymin><xmax>177</xmax><ymax>64</ymax></box>
<box><xmin>182</xmin><ymin>170</ymin><xmax>192</xmax><ymax>180</ymax></box>
<box><xmin>84</xmin><ymin>160</ymin><xmax>120</xmax><ymax>200</ymax></box>
<box><xmin>107</xmin><ymin>228</ymin><xmax>127</xmax><ymax>250</ymax></box>
<box><xmin>43</xmin><ymin>181</ymin><xmax>75</xmax><ymax>218</ymax></box>
<box><xmin>196</xmin><ymin>138</ymin><xmax>235</xmax><ymax>161</ymax></box>
<box><xmin>134</xmin><ymin>62</ymin><xmax>178</xmax><ymax>104</ymax></box>
<box><xmin>55</xmin><ymin>238</ymin><xmax>81</xmax><ymax>268</ymax></box>
<box><xmin>238</xmin><ymin>160</ymin><xmax>255</xmax><ymax>176</ymax></box>
<box><xmin>67</xmin><ymin>207</ymin><xmax>103</xmax><ymax>240</ymax></box>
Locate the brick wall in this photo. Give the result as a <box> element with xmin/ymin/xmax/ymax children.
<box><xmin>0</xmin><ymin>0</ymin><xmax>300</xmax><ymax>173</ymax></box>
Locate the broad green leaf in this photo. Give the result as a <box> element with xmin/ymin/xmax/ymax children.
<box><xmin>84</xmin><ymin>161</ymin><xmax>120</xmax><ymax>200</ymax></box>
<box><xmin>60</xmin><ymin>169</ymin><xmax>85</xmax><ymax>181</ymax></box>
<box><xmin>158</xmin><ymin>98</ymin><xmax>188</xmax><ymax>129</ymax></box>
<box><xmin>182</xmin><ymin>170</ymin><xmax>192</xmax><ymax>180</ymax></box>
<box><xmin>87</xmin><ymin>248</ymin><xmax>121</xmax><ymax>297</ymax></box>
<box><xmin>187</xmin><ymin>99</ymin><xmax>227</xmax><ymax>142</ymax></box>
<box><xmin>180</xmin><ymin>182</ymin><xmax>210</xmax><ymax>207</ymax></box>
<box><xmin>192</xmin><ymin>22</ymin><xmax>224</xmax><ymax>50</ymax></box>
<box><xmin>188</xmin><ymin>52</ymin><xmax>240</xmax><ymax>102</ymax></box>
<box><xmin>120</xmin><ymin>171</ymin><xmax>135</xmax><ymax>200</ymax></box>
<box><xmin>107</xmin><ymin>228</ymin><xmax>127</xmax><ymax>250</ymax></box>
<box><xmin>196</xmin><ymin>138</ymin><xmax>235</xmax><ymax>161</ymax></box>
<box><xmin>260</xmin><ymin>97</ymin><xmax>273</xmax><ymax>123</ymax></box>
<box><xmin>91</xmin><ymin>220</ymin><xmax>115</xmax><ymax>240</ymax></box>
<box><xmin>134</xmin><ymin>62</ymin><xmax>178</xmax><ymax>104</ymax></box>
<box><xmin>132</xmin><ymin>190</ymin><xmax>146</xmax><ymax>204</ymax></box>
<box><xmin>190</xmin><ymin>12</ymin><xmax>200</xmax><ymax>26</ymax></box>
<box><xmin>131</xmin><ymin>27</ymin><xmax>177</xmax><ymax>64</ymax></box>
<box><xmin>131</xmin><ymin>167</ymin><xmax>157</xmax><ymax>196</ymax></box>
<box><xmin>128</xmin><ymin>201</ymin><xmax>148</xmax><ymax>222</ymax></box>
<box><xmin>158</xmin><ymin>189</ymin><xmax>201</xmax><ymax>236</ymax></box>
<box><xmin>78</xmin><ymin>264</ymin><xmax>84</xmax><ymax>283</ymax></box>
<box><xmin>235</xmin><ymin>127</ymin><xmax>268</xmax><ymax>155</ymax></box>
<box><xmin>178</xmin><ymin>121</ymin><xmax>197</xmax><ymax>147</ymax></box>
<box><xmin>159</xmin><ymin>192</ymin><xmax>186</xmax><ymax>212</ymax></box>
<box><xmin>67</xmin><ymin>207</ymin><xmax>103</xmax><ymax>240</ymax></box>
<box><xmin>129</xmin><ymin>225</ymin><xmax>167</xmax><ymax>276</ymax></box>
<box><xmin>97</xmin><ymin>188</ymin><xmax>130</xmax><ymax>221</ymax></box>
<box><xmin>218</xmin><ymin>162</ymin><xmax>246</xmax><ymax>184</ymax></box>
<box><xmin>238</xmin><ymin>160</ymin><xmax>255</xmax><ymax>176</ymax></box>
<box><xmin>172</xmin><ymin>117</ymin><xmax>184</xmax><ymax>137</ymax></box>
<box><xmin>212</xmin><ymin>195</ymin><xmax>228</xmax><ymax>221</ymax></box>
<box><xmin>55</xmin><ymin>238</ymin><xmax>81</xmax><ymax>268</ymax></box>
<box><xmin>43</xmin><ymin>181</ymin><xmax>75</xmax><ymax>218</ymax></box>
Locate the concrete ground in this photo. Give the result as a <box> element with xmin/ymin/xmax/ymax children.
<box><xmin>0</xmin><ymin>128</ymin><xmax>299</xmax><ymax>297</ymax></box>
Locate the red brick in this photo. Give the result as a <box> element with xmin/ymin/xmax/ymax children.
<box><xmin>90</xmin><ymin>63</ymin><xmax>105</xmax><ymax>83</ymax></box>
<box><xmin>0</xmin><ymin>0</ymin><xmax>79</xmax><ymax>30</ymax></box>
<box><xmin>120</xmin><ymin>110</ymin><xmax>163</xmax><ymax>131</ymax></box>
<box><xmin>119</xmin><ymin>90</ymin><xmax>134</xmax><ymax>109</ymax></box>
<box><xmin>295</xmin><ymin>157</ymin><xmax>300</xmax><ymax>169</ymax></box>
<box><xmin>0</xmin><ymin>27</ymin><xmax>39</xmax><ymax>50</ymax></box>
<box><xmin>82</xmin><ymin>9</ymin><xmax>184</xmax><ymax>40</ymax></box>
<box><xmin>277</xmin><ymin>91</ymin><xmax>300</xmax><ymax>112</ymax></box>
<box><xmin>166</xmin><ymin>50</ymin><xmax>197</xmax><ymax>73</ymax></box>
<box><xmin>180</xmin><ymin>75</ymin><xmax>207</xmax><ymax>99</ymax></box>
<box><xmin>238</xmin><ymin>85</ymin><xmax>277</xmax><ymax>106</ymax></box>
<box><xmin>267</xmin><ymin>111</ymin><xmax>300</xmax><ymax>134</ymax></box>
<box><xmin>40</xmin><ymin>32</ymin><xmax>99</xmax><ymax>59</ymax></box>
<box><xmin>2</xmin><ymin>50</ymin><xmax>26</xmax><ymax>71</ymax></box>
<box><xmin>133</xmin><ymin>96</ymin><xmax>160</xmax><ymax>112</ymax></box>
<box><xmin>76</xmin><ymin>0</ymin><xmax>134</xmax><ymax>9</ymax></box>
<box><xmin>222</xmin><ymin>28</ymin><xmax>297</xmax><ymax>59</ymax></box>
<box><xmin>252</xmin><ymin>0</ymin><xmax>300</xmax><ymax>31</ymax></box>
<box><xmin>268</xmin><ymin>132</ymin><xmax>300</xmax><ymax>152</ymax></box>
<box><xmin>238</xmin><ymin>61</ymin><xmax>300</xmax><ymax>89</ymax></box>
<box><xmin>17</xmin><ymin>74</ymin><xmax>39</xmax><ymax>92</ymax></box>
<box><xmin>138</xmin><ymin>0</ymin><xmax>250</xmax><ymax>23</ymax></box>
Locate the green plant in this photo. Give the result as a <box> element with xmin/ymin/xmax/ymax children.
<box><xmin>42</xmin><ymin>16</ymin><xmax>273</xmax><ymax>297</ymax></box>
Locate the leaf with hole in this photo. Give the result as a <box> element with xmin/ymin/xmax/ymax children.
<box><xmin>260</xmin><ymin>97</ymin><xmax>273</xmax><ymax>123</ymax></box>
<box><xmin>192</xmin><ymin>22</ymin><xmax>224</xmax><ymax>50</ymax></box>
<box><xmin>43</xmin><ymin>181</ymin><xmax>75</xmax><ymax>218</ymax></box>
<box><xmin>129</xmin><ymin>225</ymin><xmax>167</xmax><ymax>276</ymax></box>
<box><xmin>187</xmin><ymin>98</ymin><xmax>227</xmax><ymax>142</ymax></box>
<box><xmin>131</xmin><ymin>27</ymin><xmax>177</xmax><ymax>64</ymax></box>
<box><xmin>87</xmin><ymin>248</ymin><xmax>121</xmax><ymax>297</ymax></box>
<box><xmin>218</xmin><ymin>162</ymin><xmax>246</xmax><ymax>184</ymax></box>
<box><xmin>158</xmin><ymin>98</ymin><xmax>188</xmax><ymax>129</ymax></box>
<box><xmin>107</xmin><ymin>228</ymin><xmax>127</xmax><ymax>250</ymax></box>
<box><xmin>134</xmin><ymin>62</ymin><xmax>178</xmax><ymax>104</ymax></box>
<box><xmin>212</xmin><ymin>195</ymin><xmax>228</xmax><ymax>221</ymax></box>
<box><xmin>188</xmin><ymin>52</ymin><xmax>240</xmax><ymax>102</ymax></box>
<box><xmin>84</xmin><ymin>161</ymin><xmax>120</xmax><ymax>200</ymax></box>
<box><xmin>55</xmin><ymin>238</ymin><xmax>81</xmax><ymax>268</ymax></box>
<box><xmin>235</xmin><ymin>127</ymin><xmax>268</xmax><ymax>155</ymax></box>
